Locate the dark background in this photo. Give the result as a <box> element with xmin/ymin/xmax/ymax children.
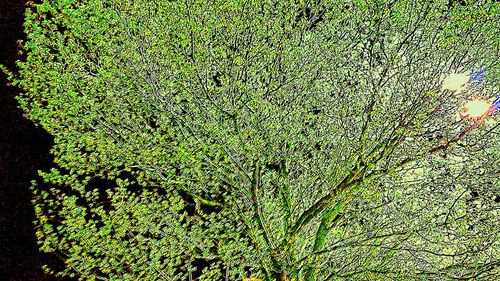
<box><xmin>0</xmin><ymin>0</ymin><xmax>67</xmax><ymax>280</ymax></box>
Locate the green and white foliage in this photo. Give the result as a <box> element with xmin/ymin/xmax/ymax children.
<box><xmin>8</xmin><ymin>0</ymin><xmax>499</xmax><ymax>280</ymax></box>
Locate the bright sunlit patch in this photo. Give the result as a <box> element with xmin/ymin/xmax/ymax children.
<box><xmin>441</xmin><ymin>72</ymin><xmax>470</xmax><ymax>92</ymax></box>
<box><xmin>462</xmin><ymin>99</ymin><xmax>491</xmax><ymax>118</ymax></box>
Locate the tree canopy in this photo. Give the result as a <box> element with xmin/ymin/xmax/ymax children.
<box><xmin>6</xmin><ymin>0</ymin><xmax>499</xmax><ymax>280</ymax></box>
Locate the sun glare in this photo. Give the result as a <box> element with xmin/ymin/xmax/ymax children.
<box><xmin>463</xmin><ymin>99</ymin><xmax>491</xmax><ymax>118</ymax></box>
<box><xmin>441</xmin><ymin>72</ymin><xmax>470</xmax><ymax>92</ymax></box>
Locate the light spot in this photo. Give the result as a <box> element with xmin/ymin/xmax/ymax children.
<box><xmin>462</xmin><ymin>99</ymin><xmax>491</xmax><ymax>118</ymax></box>
<box><xmin>441</xmin><ymin>72</ymin><xmax>470</xmax><ymax>92</ymax></box>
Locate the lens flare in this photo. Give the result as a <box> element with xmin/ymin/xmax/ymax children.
<box><xmin>441</xmin><ymin>72</ymin><xmax>470</xmax><ymax>92</ymax></box>
<box><xmin>470</xmin><ymin>69</ymin><xmax>486</xmax><ymax>84</ymax></box>
<box><xmin>463</xmin><ymin>99</ymin><xmax>491</xmax><ymax>118</ymax></box>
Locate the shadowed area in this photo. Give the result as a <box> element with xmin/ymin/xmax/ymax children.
<box><xmin>0</xmin><ymin>1</ymin><xmax>69</xmax><ymax>280</ymax></box>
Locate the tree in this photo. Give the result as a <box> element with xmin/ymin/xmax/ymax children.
<box><xmin>6</xmin><ymin>0</ymin><xmax>499</xmax><ymax>280</ymax></box>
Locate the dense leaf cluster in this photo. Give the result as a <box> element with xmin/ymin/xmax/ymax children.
<box><xmin>6</xmin><ymin>0</ymin><xmax>499</xmax><ymax>280</ymax></box>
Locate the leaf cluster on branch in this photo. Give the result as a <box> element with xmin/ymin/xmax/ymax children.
<box><xmin>6</xmin><ymin>0</ymin><xmax>499</xmax><ymax>280</ymax></box>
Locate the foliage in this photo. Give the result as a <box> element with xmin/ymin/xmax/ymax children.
<box><xmin>6</xmin><ymin>0</ymin><xmax>499</xmax><ymax>280</ymax></box>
